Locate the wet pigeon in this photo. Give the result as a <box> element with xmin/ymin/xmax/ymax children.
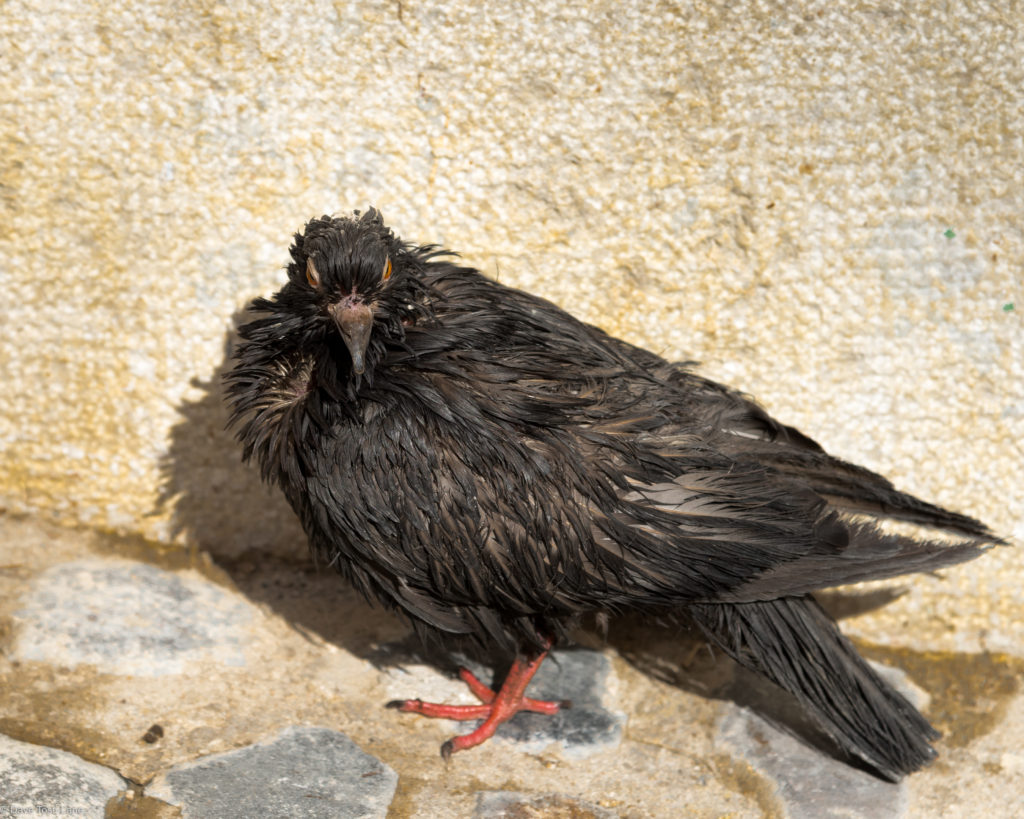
<box><xmin>226</xmin><ymin>208</ymin><xmax>997</xmax><ymax>779</ymax></box>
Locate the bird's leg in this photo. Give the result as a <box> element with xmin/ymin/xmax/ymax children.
<box><xmin>386</xmin><ymin>643</ymin><xmax>570</xmax><ymax>759</ymax></box>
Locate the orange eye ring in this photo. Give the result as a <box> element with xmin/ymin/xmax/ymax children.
<box><xmin>382</xmin><ymin>256</ymin><xmax>392</xmax><ymax>281</ymax></box>
<box><xmin>306</xmin><ymin>258</ymin><xmax>321</xmax><ymax>288</ymax></box>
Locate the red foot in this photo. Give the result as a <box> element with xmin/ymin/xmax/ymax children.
<box><xmin>386</xmin><ymin>649</ymin><xmax>571</xmax><ymax>758</ymax></box>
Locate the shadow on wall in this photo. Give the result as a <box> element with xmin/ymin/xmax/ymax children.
<box><xmin>158</xmin><ymin>314</ymin><xmax>307</xmax><ymax>563</ymax></box>
<box><xmin>157</xmin><ymin>313</ymin><xmax>418</xmax><ymax>663</ymax></box>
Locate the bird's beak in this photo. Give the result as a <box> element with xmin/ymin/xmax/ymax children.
<box><xmin>329</xmin><ymin>301</ymin><xmax>374</xmax><ymax>375</ymax></box>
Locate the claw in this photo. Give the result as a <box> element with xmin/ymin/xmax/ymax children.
<box><xmin>384</xmin><ymin>644</ymin><xmax>562</xmax><ymax>757</ymax></box>
<box><xmin>440</xmin><ymin>739</ymin><xmax>454</xmax><ymax>761</ymax></box>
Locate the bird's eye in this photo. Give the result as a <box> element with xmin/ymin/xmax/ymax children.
<box><xmin>382</xmin><ymin>256</ymin><xmax>392</xmax><ymax>281</ymax></box>
<box><xmin>306</xmin><ymin>258</ymin><xmax>321</xmax><ymax>288</ymax></box>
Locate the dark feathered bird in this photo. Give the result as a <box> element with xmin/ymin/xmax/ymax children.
<box><xmin>226</xmin><ymin>208</ymin><xmax>997</xmax><ymax>780</ymax></box>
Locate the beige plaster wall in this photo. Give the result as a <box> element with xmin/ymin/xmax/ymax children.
<box><xmin>1</xmin><ymin>1</ymin><xmax>1021</xmax><ymax>583</ymax></box>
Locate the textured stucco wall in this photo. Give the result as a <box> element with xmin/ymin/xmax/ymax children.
<box><xmin>1</xmin><ymin>0</ymin><xmax>1021</xmax><ymax>583</ymax></box>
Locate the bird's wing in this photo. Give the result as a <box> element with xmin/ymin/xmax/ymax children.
<box><xmin>548</xmin><ymin>323</ymin><xmax>998</xmax><ymax>604</ymax></box>
<box><xmin>605</xmin><ymin>454</ymin><xmax>993</xmax><ymax>604</ymax></box>
<box><xmin>402</xmin><ymin>268</ymin><xmax>997</xmax><ymax>610</ymax></box>
<box><xmin>569</xmin><ymin>392</ymin><xmax>996</xmax><ymax>606</ymax></box>
<box><xmin>583</xmin><ymin>320</ymin><xmax>995</xmax><ymax>536</ymax></box>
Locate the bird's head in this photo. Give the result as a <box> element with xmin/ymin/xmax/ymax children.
<box><xmin>228</xmin><ymin>209</ymin><xmax>443</xmax><ymax>475</ymax></box>
<box><xmin>270</xmin><ymin>209</ymin><xmax>435</xmax><ymax>379</ymax></box>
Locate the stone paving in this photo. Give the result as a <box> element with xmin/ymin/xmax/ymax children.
<box><xmin>1</xmin><ymin>514</ymin><xmax>1021</xmax><ymax>818</ymax></box>
<box><xmin>146</xmin><ymin>726</ymin><xmax>398</xmax><ymax>819</ymax></box>
<box><xmin>2</xmin><ymin>0</ymin><xmax>1022</xmax><ymax>815</ymax></box>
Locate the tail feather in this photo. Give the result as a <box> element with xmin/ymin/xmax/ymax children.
<box><xmin>689</xmin><ymin>595</ymin><xmax>937</xmax><ymax>781</ymax></box>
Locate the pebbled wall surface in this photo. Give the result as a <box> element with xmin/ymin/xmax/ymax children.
<box><xmin>1</xmin><ymin>1</ymin><xmax>1021</xmax><ymax>638</ymax></box>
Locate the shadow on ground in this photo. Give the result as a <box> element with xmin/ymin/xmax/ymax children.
<box><xmin>157</xmin><ymin>321</ymin><xmax>407</xmax><ymax>661</ymax></box>
<box><xmin>158</xmin><ymin>319</ymin><xmax>307</xmax><ymax>564</ymax></box>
